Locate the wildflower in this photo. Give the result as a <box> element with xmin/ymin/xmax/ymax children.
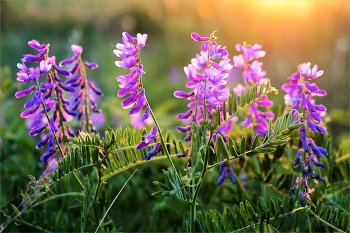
<box><xmin>217</xmin><ymin>158</ymin><xmax>235</xmax><ymax>185</ymax></box>
<box><xmin>60</xmin><ymin>44</ymin><xmax>103</xmax><ymax>132</ymax></box>
<box><xmin>284</xmin><ymin>62</ymin><xmax>327</xmax><ymax>201</ymax></box>
<box><xmin>114</xmin><ymin>32</ymin><xmax>151</xmax><ymax>129</ymax></box>
<box><xmin>232</xmin><ymin>42</ymin><xmax>274</xmax><ymax>136</ymax></box>
<box><xmin>174</xmin><ymin>32</ymin><xmax>233</xmax><ymax>141</ymax></box>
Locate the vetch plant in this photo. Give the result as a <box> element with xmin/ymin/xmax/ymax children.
<box><xmin>1</xmin><ymin>32</ymin><xmax>349</xmax><ymax>233</ymax></box>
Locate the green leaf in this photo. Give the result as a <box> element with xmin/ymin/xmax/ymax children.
<box><xmin>245</xmin><ymin>201</ymin><xmax>257</xmax><ymax>223</ymax></box>
<box><xmin>251</xmin><ymin>135</ymin><xmax>259</xmax><ymax>150</ymax></box>
<box><xmin>205</xmin><ymin>212</ymin><xmax>214</xmax><ymax>233</ymax></box>
<box><xmin>255</xmin><ymin>148</ymin><xmax>276</xmax><ymax>154</ymax></box>
<box><xmin>268</xmin><ymin>140</ymin><xmax>288</xmax><ymax>146</ymax></box>
<box><xmin>240</xmin><ymin>202</ymin><xmax>249</xmax><ymax>226</ymax></box>
<box><xmin>217</xmin><ymin>134</ymin><xmax>230</xmax><ymax>160</ymax></box>
<box><xmin>223</xmin><ymin>101</ymin><xmax>227</xmax><ymax>121</ymax></box>
<box><xmin>240</xmin><ymin>137</ymin><xmax>246</xmax><ymax>154</ymax></box>
<box><xmin>288</xmin><ymin>123</ymin><xmax>304</xmax><ymax>130</ymax></box>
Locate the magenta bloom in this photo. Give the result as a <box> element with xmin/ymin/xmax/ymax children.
<box><xmin>114</xmin><ymin>32</ymin><xmax>150</xmax><ymax>126</ymax></box>
<box><xmin>174</xmin><ymin>32</ymin><xmax>233</xmax><ymax>141</ymax></box>
<box><xmin>232</xmin><ymin>42</ymin><xmax>273</xmax><ymax>136</ymax></box>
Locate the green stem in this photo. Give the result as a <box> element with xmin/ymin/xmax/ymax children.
<box><xmin>293</xmin><ymin>211</ymin><xmax>299</xmax><ymax>232</ymax></box>
<box><xmin>93</xmin><ymin>164</ymin><xmax>102</xmax><ymax>224</ymax></box>
<box><xmin>79</xmin><ymin>56</ymin><xmax>90</xmax><ymax>133</ymax></box>
<box><xmin>189</xmin><ymin>204</ymin><xmax>196</xmax><ymax>233</ymax></box>
<box><xmin>32</xmin><ymin>192</ymin><xmax>84</xmax><ymax>208</ymax></box>
<box><xmin>18</xmin><ymin>219</ymin><xmax>52</xmax><ymax>233</ymax></box>
<box><xmin>147</xmin><ymin>104</ymin><xmax>180</xmax><ymax>179</ymax></box>
<box><xmin>307</xmin><ymin>210</ymin><xmax>312</xmax><ymax>233</ymax></box>
<box><xmin>51</xmin><ymin>72</ymin><xmax>68</xmax><ymax>144</ymax></box>
<box><xmin>309</xmin><ymin>209</ymin><xmax>345</xmax><ymax>233</ymax></box>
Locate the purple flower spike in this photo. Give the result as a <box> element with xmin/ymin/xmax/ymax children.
<box><xmin>84</xmin><ymin>62</ymin><xmax>98</xmax><ymax>69</ymax></box>
<box><xmin>15</xmin><ymin>85</ymin><xmax>36</xmax><ymax>98</ymax></box>
<box><xmin>177</xmin><ymin>109</ymin><xmax>193</xmax><ymax>120</ymax></box>
<box><xmin>145</xmin><ymin>141</ymin><xmax>162</xmax><ymax>161</ymax></box>
<box><xmin>176</xmin><ymin>126</ymin><xmax>191</xmax><ymax>133</ymax></box>
<box><xmin>191</xmin><ymin>33</ymin><xmax>209</xmax><ymax>42</ymax></box>
<box><xmin>29</xmin><ymin>123</ymin><xmax>48</xmax><ymax>136</ymax></box>
<box><xmin>136</xmin><ymin>125</ymin><xmax>157</xmax><ymax>150</ymax></box>
<box><xmin>137</xmin><ymin>33</ymin><xmax>148</xmax><ymax>48</ymax></box>
<box><xmin>141</xmin><ymin>106</ymin><xmax>150</xmax><ymax>122</ymax></box>
<box><xmin>49</xmin><ymin>118</ymin><xmax>59</xmax><ymax>132</ymax></box>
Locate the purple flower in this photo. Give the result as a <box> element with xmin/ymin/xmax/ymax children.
<box><xmin>176</xmin><ymin>126</ymin><xmax>191</xmax><ymax>133</ymax></box>
<box><xmin>15</xmin><ymin>85</ymin><xmax>37</xmax><ymax>98</ymax></box>
<box><xmin>136</xmin><ymin>125</ymin><xmax>157</xmax><ymax>150</ymax></box>
<box><xmin>293</xmin><ymin>149</ymin><xmax>302</xmax><ymax>168</ymax></box>
<box><xmin>191</xmin><ymin>33</ymin><xmax>209</xmax><ymax>42</ymax></box>
<box><xmin>233</xmin><ymin>42</ymin><xmax>273</xmax><ymax>136</ymax></box>
<box><xmin>84</xmin><ymin>62</ymin><xmax>98</xmax><ymax>69</ymax></box>
<box><xmin>141</xmin><ymin>106</ymin><xmax>150</xmax><ymax>122</ymax></box>
<box><xmin>137</xmin><ymin>33</ymin><xmax>148</xmax><ymax>48</ymax></box>
<box><xmin>145</xmin><ymin>141</ymin><xmax>162</xmax><ymax>161</ymax></box>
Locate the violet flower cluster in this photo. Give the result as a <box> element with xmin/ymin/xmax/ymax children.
<box><xmin>59</xmin><ymin>45</ymin><xmax>102</xmax><ymax>132</ymax></box>
<box><xmin>233</xmin><ymin>43</ymin><xmax>274</xmax><ymax>136</ymax></box>
<box><xmin>16</xmin><ymin>40</ymin><xmax>75</xmax><ymax>163</ymax></box>
<box><xmin>114</xmin><ymin>32</ymin><xmax>162</xmax><ymax>158</ymax></box>
<box><xmin>282</xmin><ymin>62</ymin><xmax>327</xmax><ymax>206</ymax></box>
<box><xmin>174</xmin><ymin>32</ymin><xmax>236</xmax><ymax>178</ymax></box>
<box><xmin>174</xmin><ymin>32</ymin><xmax>233</xmax><ymax>139</ymax></box>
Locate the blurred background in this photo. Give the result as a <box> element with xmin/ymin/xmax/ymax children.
<box><xmin>1</xmin><ymin>0</ymin><xmax>349</xmax><ymax>232</ymax></box>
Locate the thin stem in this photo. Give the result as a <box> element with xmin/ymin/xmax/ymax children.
<box><xmin>47</xmin><ymin>70</ymin><xmax>68</xmax><ymax>145</ymax></box>
<box><xmin>191</xmin><ymin>132</ymin><xmax>211</xmax><ymax>204</ymax></box>
<box><xmin>32</xmin><ymin>192</ymin><xmax>84</xmax><ymax>208</ymax></box>
<box><xmin>309</xmin><ymin>209</ymin><xmax>346</xmax><ymax>233</ymax></box>
<box><xmin>147</xmin><ymin>105</ymin><xmax>179</xmax><ymax>175</ymax></box>
<box><xmin>37</xmin><ymin>90</ymin><xmax>65</xmax><ymax>157</ymax></box>
<box><xmin>79</xmin><ymin>56</ymin><xmax>90</xmax><ymax>133</ymax></box>
<box><xmin>95</xmin><ymin>169</ymin><xmax>137</xmax><ymax>233</ymax></box>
